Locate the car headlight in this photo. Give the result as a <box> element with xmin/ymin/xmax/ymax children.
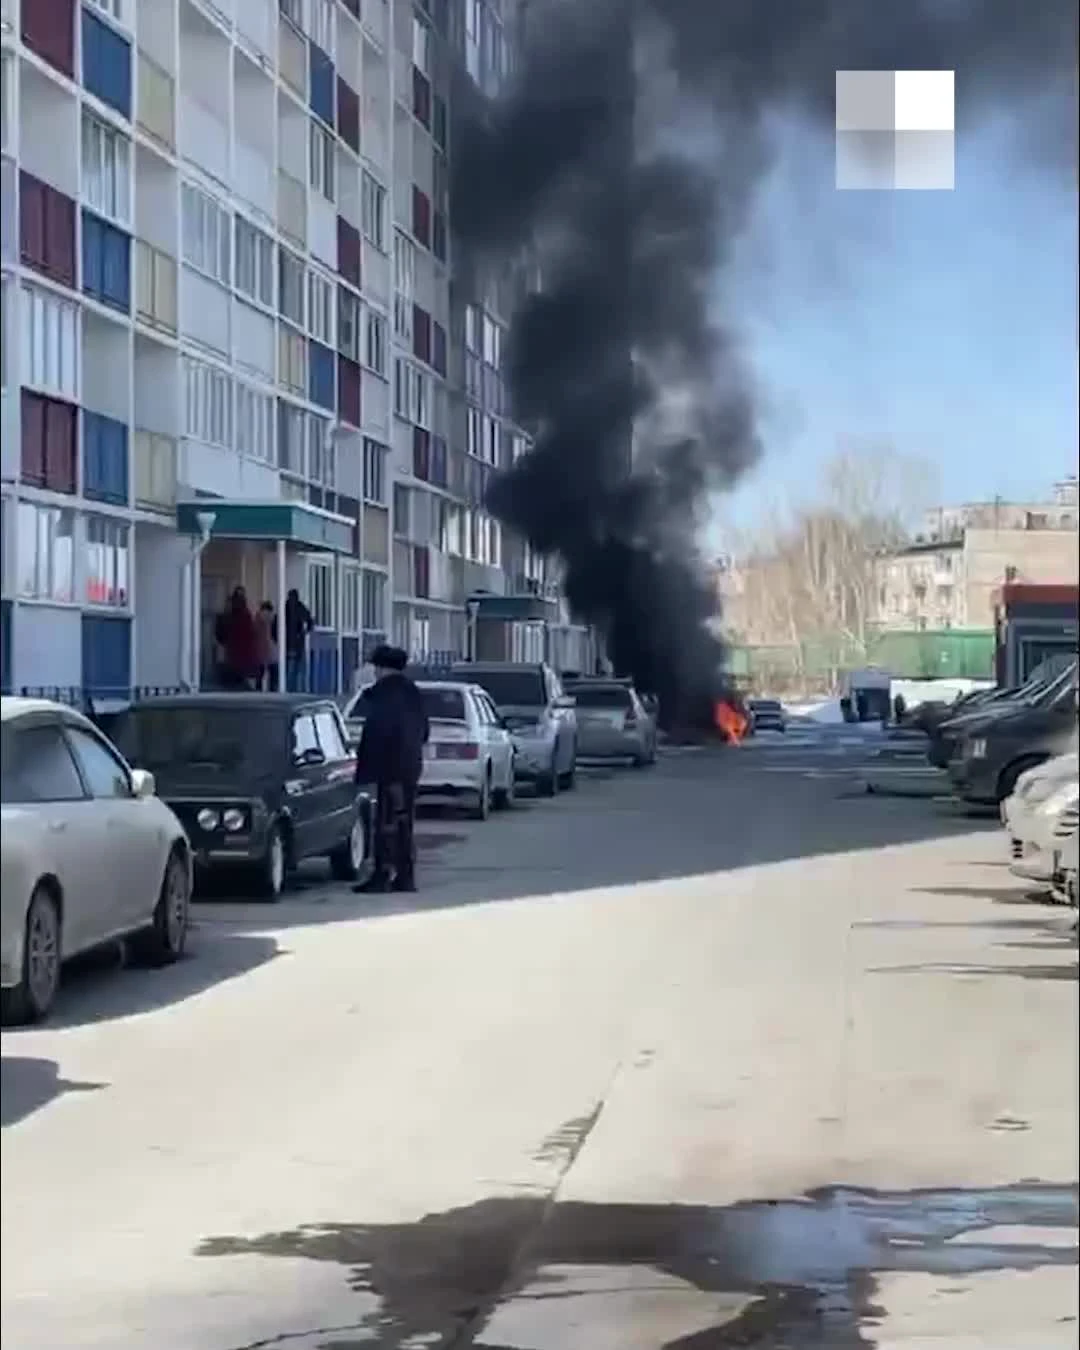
<box><xmin>197</xmin><ymin>807</ymin><xmax>220</xmax><ymax>830</ymax></box>
<box><xmin>222</xmin><ymin>808</ymin><xmax>246</xmax><ymax>832</ymax></box>
<box><xmin>969</xmin><ymin>738</ymin><xmax>987</xmax><ymax>759</ymax></box>
<box><xmin>1040</xmin><ymin>785</ymin><xmax>1080</xmax><ymax>816</ymax></box>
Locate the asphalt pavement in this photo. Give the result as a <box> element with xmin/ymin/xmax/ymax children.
<box><xmin>1</xmin><ymin>720</ymin><xmax>1076</xmax><ymax>1348</ymax></box>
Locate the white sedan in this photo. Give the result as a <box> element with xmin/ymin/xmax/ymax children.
<box><xmin>1002</xmin><ymin>750</ymin><xmax>1079</xmax><ymax>886</ymax></box>
<box><xmin>344</xmin><ymin>681</ymin><xmax>516</xmax><ymax>820</ymax></box>
<box><xmin>1</xmin><ymin>697</ymin><xmax>193</xmax><ymax>1024</ymax></box>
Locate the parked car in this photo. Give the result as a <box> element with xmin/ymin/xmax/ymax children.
<box><xmin>1001</xmin><ymin>749</ymin><xmax>1079</xmax><ymax>885</ymax></box>
<box><xmin>927</xmin><ymin>656</ymin><xmax>1077</xmax><ymax>766</ymax></box>
<box><xmin>564</xmin><ymin>678</ymin><xmax>656</xmax><ymax>765</ymax></box>
<box><xmin>110</xmin><ymin>694</ymin><xmax>372</xmax><ymax>900</ymax></box>
<box><xmin>1</xmin><ymin>696</ymin><xmax>193</xmax><ymax>1023</ymax></box>
<box><xmin>748</xmin><ymin>697</ymin><xmax>787</xmax><ymax>734</ymax></box>
<box><xmin>946</xmin><ymin>664</ymin><xmax>1078</xmax><ymax>805</ymax></box>
<box><xmin>1051</xmin><ymin>795</ymin><xmax>1078</xmax><ymax>909</ymax></box>
<box><xmin>344</xmin><ymin>680</ymin><xmax>516</xmax><ymax>818</ymax></box>
<box><xmin>449</xmin><ymin>662</ymin><xmax>578</xmax><ymax>796</ymax></box>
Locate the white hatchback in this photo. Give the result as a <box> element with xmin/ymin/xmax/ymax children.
<box><xmin>344</xmin><ymin>681</ymin><xmax>516</xmax><ymax>820</ymax></box>
<box><xmin>1002</xmin><ymin>750</ymin><xmax>1079</xmax><ymax>884</ymax></box>
<box><xmin>1</xmin><ymin>697</ymin><xmax>193</xmax><ymax>1024</ymax></box>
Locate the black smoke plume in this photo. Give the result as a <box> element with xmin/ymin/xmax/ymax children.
<box><xmin>453</xmin><ymin>0</ymin><xmax>1076</xmax><ymax>719</ymax></box>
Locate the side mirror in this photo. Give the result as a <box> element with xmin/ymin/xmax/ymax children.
<box><xmin>294</xmin><ymin>746</ymin><xmax>326</xmax><ymax>767</ymax></box>
<box><xmin>131</xmin><ymin>768</ymin><xmax>156</xmax><ymax>798</ymax></box>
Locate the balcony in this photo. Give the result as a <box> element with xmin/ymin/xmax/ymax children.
<box><xmin>137</xmin><ymin>49</ymin><xmax>176</xmax><ymax>151</ymax></box>
<box><xmin>135</xmin><ymin>239</ymin><xmax>178</xmax><ymax>332</ymax></box>
<box><xmin>133</xmin><ymin>429</ymin><xmax>177</xmax><ymax>511</ymax></box>
<box><xmin>276</xmin><ymin>168</ymin><xmax>306</xmax><ymax>246</ymax></box>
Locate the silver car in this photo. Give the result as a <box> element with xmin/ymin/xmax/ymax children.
<box><xmin>566</xmin><ymin>679</ymin><xmax>657</xmax><ymax>766</ymax></box>
<box><xmin>450</xmin><ymin>662</ymin><xmax>578</xmax><ymax>797</ymax></box>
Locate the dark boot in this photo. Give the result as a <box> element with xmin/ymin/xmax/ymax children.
<box><xmin>390</xmin><ymin>873</ymin><xmax>417</xmax><ymax>893</ymax></box>
<box><xmin>353</xmin><ymin>872</ymin><xmax>391</xmax><ymax>894</ymax></box>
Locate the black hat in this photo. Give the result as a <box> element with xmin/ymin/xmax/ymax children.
<box><xmin>370</xmin><ymin>643</ymin><xmax>407</xmax><ymax>671</ymax></box>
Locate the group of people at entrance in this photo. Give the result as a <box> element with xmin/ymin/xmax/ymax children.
<box><xmin>213</xmin><ymin>586</ymin><xmax>314</xmax><ymax>691</ymax></box>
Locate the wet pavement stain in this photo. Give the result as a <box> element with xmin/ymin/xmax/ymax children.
<box><xmin>196</xmin><ymin>1182</ymin><xmax>1078</xmax><ymax>1348</ymax></box>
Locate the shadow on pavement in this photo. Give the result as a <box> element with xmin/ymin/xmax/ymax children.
<box><xmin>1</xmin><ymin>932</ymin><xmax>283</xmax><ymax>1032</ymax></box>
<box><xmin>0</xmin><ymin>1056</ymin><xmax>107</xmax><ymax>1128</ymax></box>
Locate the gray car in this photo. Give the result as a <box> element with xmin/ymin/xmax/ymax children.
<box><xmin>565</xmin><ymin>679</ymin><xmax>656</xmax><ymax>766</ymax></box>
<box><xmin>450</xmin><ymin>662</ymin><xmax>578</xmax><ymax>796</ymax></box>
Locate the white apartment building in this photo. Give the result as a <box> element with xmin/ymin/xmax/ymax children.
<box><xmin>1</xmin><ymin>0</ymin><xmax>582</xmax><ymax>702</ymax></box>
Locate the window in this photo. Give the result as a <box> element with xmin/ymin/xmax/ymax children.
<box><xmin>66</xmin><ymin>725</ymin><xmax>132</xmax><ymax>797</ymax></box>
<box><xmin>1</xmin><ymin>51</ymin><xmax>12</xmax><ymax>156</ymax></box>
<box><xmin>1</xmin><ymin>725</ymin><xmax>85</xmax><ymax>804</ymax></box>
<box><xmin>291</xmin><ymin>712</ymin><xmax>319</xmax><ymax>757</ymax></box>
<box><xmin>278</xmin><ymin>324</ymin><xmax>307</xmax><ymax>392</ymax></box>
<box><xmin>185</xmin><ymin>358</ymin><xmax>232</xmax><ymax>447</ymax></box>
<box><xmin>21</xmin><ymin>284</ymin><xmax>79</xmax><ymax>399</ymax></box>
<box><xmin>235</xmin><ymin>217</ymin><xmax>275</xmax><ymax>307</ymax></box>
<box><xmin>362</xmin><ymin>437</ymin><xmax>386</xmax><ymax>503</ymax></box>
<box><xmin>85</xmin><ymin>514</ymin><xmax>130</xmax><ymax>607</ymax></box>
<box><xmin>393</xmin><ymin>482</ymin><xmax>410</xmax><ymax>537</ymax></box>
<box><xmin>412</xmin><ymin>14</ymin><xmax>431</xmax><ymax>75</ymax></box>
<box><xmin>307</xmin><ymin>269</ymin><xmax>334</xmax><ymax>345</ymax></box>
<box><xmin>393</xmin><ymin>231</ymin><xmax>415</xmax><ymax>341</ymax></box>
<box><xmin>483</xmin><ymin>413</ymin><xmax>498</xmax><ymax>464</ymax></box>
<box><xmin>181</xmin><ymin>182</ymin><xmax>230</xmax><ymax>284</ymax></box>
<box><xmin>307</xmin><ymin>560</ymin><xmax>333</xmax><ymax>626</ymax></box>
<box><xmin>466</xmin><ymin>405</ymin><xmax>481</xmax><ymax>457</ymax></box>
<box><xmin>1</xmin><ymin>280</ymin><xmax>8</xmax><ymax>389</ymax></box>
<box><xmin>236</xmin><ymin>383</ymin><xmax>274</xmax><ymax>461</ymax></box>
<box><xmin>308</xmin><ymin>412</ymin><xmax>334</xmax><ymax>486</ymax></box>
<box><xmin>85</xmin><ymin>0</ymin><xmax>125</xmax><ymax>19</ymax></box>
<box><xmin>465</xmin><ymin>304</ymin><xmax>480</xmax><ymax>354</ymax></box>
<box><xmin>340</xmin><ymin>565</ymin><xmax>360</xmax><ymax>633</ymax></box>
<box><xmin>81</xmin><ymin>112</ymin><xmax>130</xmax><ymax>226</ymax></box>
<box><xmin>483</xmin><ymin>314</ymin><xmax>501</xmax><ymax>367</ymax></box>
<box><xmin>279</xmin><ymin>0</ymin><xmax>303</xmax><ymax>27</ymax></box>
<box><xmin>279</xmin><ymin>249</ymin><xmax>305</xmax><ymax>326</ymax></box>
<box><xmin>16</xmin><ymin>502</ymin><xmax>75</xmax><ymax>602</ymax></box>
<box><xmin>314</xmin><ymin>708</ymin><xmax>348</xmax><ymax>759</ymax></box>
<box><xmin>338</xmin><ymin>287</ymin><xmax>361</xmax><ymax>361</ymax></box>
<box><xmin>361</xmin><ymin>568</ymin><xmax>386</xmax><ymax>631</ymax></box>
<box><xmin>310</xmin><ymin>120</ymin><xmax>335</xmax><ymax>202</ymax></box>
<box><xmin>361</xmin><ymin>172</ymin><xmax>386</xmax><ymax>250</ymax></box>
<box><xmin>277</xmin><ymin>400</ymin><xmax>306</xmax><ymax>474</ymax></box>
<box><xmin>309</xmin><ymin>0</ymin><xmax>334</xmax><ymax>50</ymax></box>
<box><xmin>393</xmin><ymin>359</ymin><xmax>430</xmax><ymax>427</ymax></box>
<box><xmin>365</xmin><ymin>308</ymin><xmax>387</xmax><ymax>376</ymax></box>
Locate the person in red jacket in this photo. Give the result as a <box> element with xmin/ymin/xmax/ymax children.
<box><xmin>214</xmin><ymin>587</ymin><xmax>260</xmax><ymax>689</ymax></box>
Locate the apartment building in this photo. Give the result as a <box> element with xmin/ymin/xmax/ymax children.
<box><xmin>872</xmin><ymin>481</ymin><xmax>1080</xmax><ymax>632</ymax></box>
<box><xmin>1</xmin><ymin>0</ymin><xmax>583</xmax><ymax>700</ymax></box>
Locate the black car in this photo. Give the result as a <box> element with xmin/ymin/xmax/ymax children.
<box><xmin>111</xmin><ymin>694</ymin><xmax>372</xmax><ymax>900</ymax></box>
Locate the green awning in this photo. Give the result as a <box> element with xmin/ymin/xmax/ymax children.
<box><xmin>175</xmin><ymin>499</ymin><xmax>356</xmax><ymax>556</ymax></box>
<box><xmin>468</xmin><ymin>592</ymin><xmax>558</xmax><ymax>621</ymax></box>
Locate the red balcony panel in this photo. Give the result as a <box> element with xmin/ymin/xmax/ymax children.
<box><xmin>20</xmin><ymin>391</ymin><xmax>47</xmax><ymax>484</ymax></box>
<box><xmin>413</xmin><ymin>545</ymin><xmax>430</xmax><ymax>599</ymax></box>
<box><xmin>412</xmin><ymin>304</ymin><xmax>431</xmax><ymax>365</ymax></box>
<box><xmin>337</xmin><ymin>216</ymin><xmax>361</xmax><ymax>288</ymax></box>
<box><xmin>20</xmin><ymin>173</ymin><xmax>77</xmax><ymax>288</ymax></box>
<box><xmin>412</xmin><ymin>66</ymin><xmax>431</xmax><ymax>130</ymax></box>
<box><xmin>412</xmin><ymin>425</ymin><xmax>431</xmax><ymax>481</ymax></box>
<box><xmin>411</xmin><ymin>186</ymin><xmax>431</xmax><ymax>250</ymax></box>
<box><xmin>336</xmin><ymin>77</ymin><xmax>360</xmax><ymax>154</ymax></box>
<box><xmin>337</xmin><ymin>355</ymin><xmax>362</xmax><ymax>428</ymax></box>
<box><xmin>22</xmin><ymin>0</ymin><xmax>76</xmax><ymax>79</ymax></box>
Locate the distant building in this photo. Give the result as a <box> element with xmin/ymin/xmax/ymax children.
<box><xmin>873</xmin><ymin>484</ymin><xmax>1080</xmax><ymax>632</ymax></box>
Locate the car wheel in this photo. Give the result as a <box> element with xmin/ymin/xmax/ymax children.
<box><xmin>329</xmin><ymin>812</ymin><xmax>367</xmax><ymax>882</ymax></box>
<box><xmin>559</xmin><ymin>750</ymin><xmax>577</xmax><ymax>790</ymax></box>
<box><xmin>493</xmin><ymin>760</ymin><xmax>516</xmax><ymax>810</ymax></box>
<box><xmin>996</xmin><ymin>756</ymin><xmax>1046</xmax><ymax>804</ymax></box>
<box><xmin>255</xmin><ymin>823</ymin><xmax>288</xmax><ymax>901</ymax></box>
<box><xmin>131</xmin><ymin>848</ymin><xmax>190</xmax><ymax>966</ymax></box>
<box><xmin>471</xmin><ymin>768</ymin><xmax>492</xmax><ymax>820</ymax></box>
<box><xmin>2</xmin><ymin>885</ymin><xmax>62</xmax><ymax>1025</ymax></box>
<box><xmin>537</xmin><ymin>756</ymin><xmax>558</xmax><ymax>797</ymax></box>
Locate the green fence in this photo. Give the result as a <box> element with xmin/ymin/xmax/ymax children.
<box><xmin>724</xmin><ymin>629</ymin><xmax>995</xmax><ymax>687</ymax></box>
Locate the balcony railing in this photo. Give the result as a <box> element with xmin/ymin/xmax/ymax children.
<box><xmin>134</xmin><ymin>240</ymin><xmax>177</xmax><ymax>333</ymax></box>
<box><xmin>136</xmin><ymin>50</ymin><xmax>176</xmax><ymax>151</ymax></box>
<box><xmin>133</xmin><ymin>430</ymin><xmax>177</xmax><ymax>512</ymax></box>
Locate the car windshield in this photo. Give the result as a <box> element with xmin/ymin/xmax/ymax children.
<box><xmin>1026</xmin><ymin>662</ymin><xmax>1078</xmax><ymax>707</ymax></box>
<box><xmin>463</xmin><ymin>670</ymin><xmax>545</xmax><ymax>707</ymax></box>
<box><xmin>112</xmin><ymin>707</ymin><xmax>263</xmax><ymax>771</ymax></box>
<box><xmin>569</xmin><ymin>685</ymin><xmax>631</xmax><ymax>709</ymax></box>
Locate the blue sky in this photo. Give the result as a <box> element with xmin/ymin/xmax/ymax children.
<box><xmin>708</xmin><ymin>111</ymin><xmax>1078</xmax><ymax>543</ymax></box>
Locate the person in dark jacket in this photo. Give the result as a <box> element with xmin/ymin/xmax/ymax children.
<box><xmin>214</xmin><ymin>587</ymin><xmax>259</xmax><ymax>689</ymax></box>
<box><xmin>352</xmin><ymin>645</ymin><xmax>429</xmax><ymax>893</ymax></box>
<box><xmin>284</xmin><ymin>589</ymin><xmax>314</xmax><ymax>691</ymax></box>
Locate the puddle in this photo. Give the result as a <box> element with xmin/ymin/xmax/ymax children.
<box><xmin>196</xmin><ymin>1182</ymin><xmax>1078</xmax><ymax>1347</ymax></box>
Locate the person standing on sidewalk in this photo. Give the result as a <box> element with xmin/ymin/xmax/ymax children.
<box><xmin>283</xmin><ymin>588</ymin><xmax>313</xmax><ymax>691</ymax></box>
<box><xmin>352</xmin><ymin>645</ymin><xmax>428</xmax><ymax>893</ymax></box>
